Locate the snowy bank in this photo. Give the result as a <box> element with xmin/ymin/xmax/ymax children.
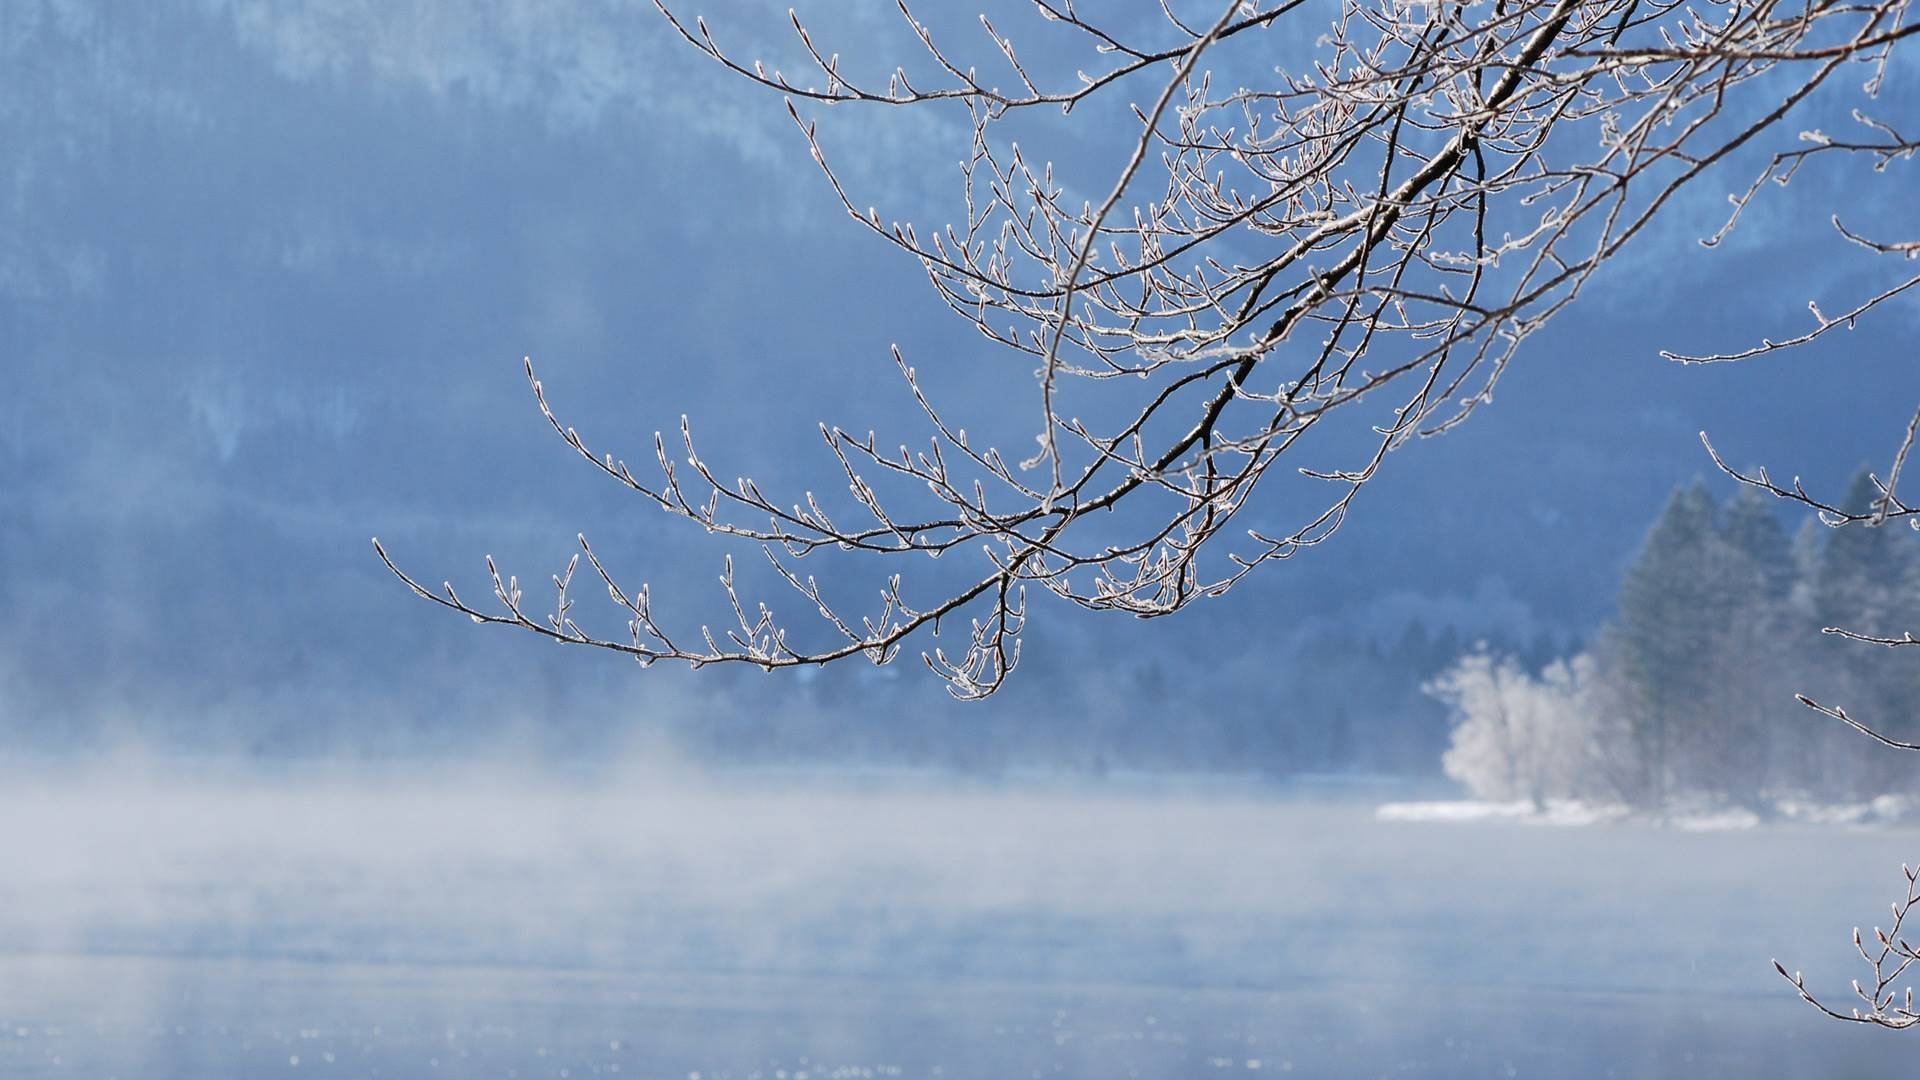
<box><xmin>1376</xmin><ymin>794</ymin><xmax>1917</xmax><ymax>830</ymax></box>
<box><xmin>1376</xmin><ymin>799</ymin><xmax>1627</xmax><ymax>827</ymax></box>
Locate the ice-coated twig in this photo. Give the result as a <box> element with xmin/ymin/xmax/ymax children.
<box><xmin>1777</xmin><ymin>865</ymin><xmax>1920</xmax><ymax>1029</ymax></box>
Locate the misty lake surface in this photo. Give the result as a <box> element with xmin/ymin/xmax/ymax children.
<box><xmin>2</xmin><ymin>768</ymin><xmax>1918</xmax><ymax>1079</ymax></box>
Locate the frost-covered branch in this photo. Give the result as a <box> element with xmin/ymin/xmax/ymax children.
<box><xmin>1777</xmin><ymin>865</ymin><xmax>1920</xmax><ymax>1030</ymax></box>
<box><xmin>1708</xmin><ymin>407</ymin><xmax>1920</xmax><ymax>1025</ymax></box>
<box><xmin>385</xmin><ymin>0</ymin><xmax>1920</xmax><ymax>697</ymax></box>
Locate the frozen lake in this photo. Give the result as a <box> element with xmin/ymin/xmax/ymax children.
<box><xmin>2</xmin><ymin>766</ymin><xmax>1917</xmax><ymax>1078</ymax></box>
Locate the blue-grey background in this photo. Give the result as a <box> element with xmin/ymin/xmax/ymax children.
<box><xmin>3</xmin><ymin>6</ymin><xmax>1920</xmax><ymax>1076</ymax></box>
<box><xmin>5</xmin><ymin>0</ymin><xmax>1912</xmax><ymax>765</ymax></box>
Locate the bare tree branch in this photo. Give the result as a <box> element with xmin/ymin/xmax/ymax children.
<box><xmin>1777</xmin><ymin>865</ymin><xmax>1920</xmax><ymax>1030</ymax></box>
<box><xmin>383</xmin><ymin>0</ymin><xmax>1920</xmax><ymax>700</ymax></box>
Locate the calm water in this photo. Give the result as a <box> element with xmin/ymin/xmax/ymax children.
<box><xmin>1</xmin><ymin>768</ymin><xmax>1916</xmax><ymax>1078</ymax></box>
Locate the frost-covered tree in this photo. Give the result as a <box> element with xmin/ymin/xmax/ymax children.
<box><xmin>374</xmin><ymin>0</ymin><xmax>1920</xmax><ymax>699</ymax></box>
<box><xmin>1427</xmin><ymin>480</ymin><xmax>1903</xmax><ymax>810</ymax></box>
<box><xmin>1429</xmin><ymin>651</ymin><xmax>1600</xmax><ymax>805</ymax></box>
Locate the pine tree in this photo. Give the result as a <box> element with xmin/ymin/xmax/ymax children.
<box><xmin>1813</xmin><ymin>467</ymin><xmax>1912</xmax><ymax>635</ymax></box>
<box><xmin>1692</xmin><ymin>484</ymin><xmax>1800</xmax><ymax>803</ymax></box>
<box><xmin>1806</xmin><ymin>467</ymin><xmax>1919</xmax><ymax>790</ymax></box>
<box><xmin>1721</xmin><ymin>485</ymin><xmax>1792</xmax><ymax>598</ymax></box>
<box><xmin>1613</xmin><ymin>481</ymin><xmax>1753</xmax><ymax>802</ymax></box>
<box><xmin>1790</xmin><ymin>517</ymin><xmax>1825</xmax><ymax>614</ymax></box>
<box><xmin>1618</xmin><ymin>483</ymin><xmax>1730</xmax><ymax>704</ymax></box>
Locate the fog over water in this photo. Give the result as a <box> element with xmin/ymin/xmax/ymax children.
<box><xmin>3</xmin><ymin>763</ymin><xmax>1918</xmax><ymax>1078</ymax></box>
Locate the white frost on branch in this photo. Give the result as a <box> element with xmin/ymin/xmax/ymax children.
<box><xmin>380</xmin><ymin>0</ymin><xmax>1919</xmax><ymax>699</ymax></box>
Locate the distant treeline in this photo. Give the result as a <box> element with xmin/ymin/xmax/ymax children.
<box><xmin>670</xmin><ymin>601</ymin><xmax>1563</xmax><ymax>779</ymax></box>
<box><xmin>42</xmin><ymin>480</ymin><xmax>1887</xmax><ymax>790</ymax></box>
<box><xmin>1432</xmin><ymin>470</ymin><xmax>1918</xmax><ymax>808</ymax></box>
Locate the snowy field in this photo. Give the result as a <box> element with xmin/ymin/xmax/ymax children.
<box><xmin>2</xmin><ymin>764</ymin><xmax>1919</xmax><ymax>1078</ymax></box>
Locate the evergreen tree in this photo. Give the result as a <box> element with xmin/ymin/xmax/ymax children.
<box><xmin>1613</xmin><ymin>481</ymin><xmax>1759</xmax><ymax>801</ymax></box>
<box><xmin>1721</xmin><ymin>485</ymin><xmax>1792</xmax><ymax>597</ymax></box>
<box><xmin>1806</xmin><ymin>467</ymin><xmax>1919</xmax><ymax>789</ymax></box>
<box><xmin>1617</xmin><ymin>482</ymin><xmax>1733</xmax><ymax>705</ymax></box>
<box><xmin>1692</xmin><ymin>484</ymin><xmax>1800</xmax><ymax>802</ymax></box>
<box><xmin>1813</xmin><ymin>467</ymin><xmax>1912</xmax><ymax>635</ymax></box>
<box><xmin>1790</xmin><ymin>517</ymin><xmax>1825</xmax><ymax>614</ymax></box>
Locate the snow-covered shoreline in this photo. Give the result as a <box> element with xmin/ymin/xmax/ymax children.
<box><xmin>1377</xmin><ymin>794</ymin><xmax>1917</xmax><ymax>830</ymax></box>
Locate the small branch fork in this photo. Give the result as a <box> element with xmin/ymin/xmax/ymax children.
<box><xmin>1701</xmin><ymin>405</ymin><xmax>1920</xmax><ymax>532</ymax></box>
<box><xmin>1777</xmin><ymin>865</ymin><xmax>1920</xmax><ymax>1029</ymax></box>
<box><xmin>383</xmin><ymin>0</ymin><xmax>1917</xmax><ymax>700</ymax></box>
